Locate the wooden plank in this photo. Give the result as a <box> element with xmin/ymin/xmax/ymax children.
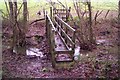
<box><xmin>56</xmin><ymin>58</ymin><xmax>73</xmax><ymax>62</ymax></box>
<box><xmin>55</xmin><ymin>15</ymin><xmax>75</xmax><ymax>32</ymax></box>
<box><xmin>55</xmin><ymin>50</ymin><xmax>73</xmax><ymax>54</ymax></box>
<box><xmin>57</xmin><ymin>31</ymin><xmax>70</xmax><ymax>50</ymax></box>
<box><xmin>55</xmin><ymin>51</ymin><xmax>73</xmax><ymax>62</ymax></box>
<box><xmin>47</xmin><ymin>14</ymin><xmax>56</xmax><ymax>31</ymax></box>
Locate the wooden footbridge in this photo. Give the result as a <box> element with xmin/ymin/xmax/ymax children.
<box><xmin>45</xmin><ymin>7</ymin><xmax>76</xmax><ymax>68</ymax></box>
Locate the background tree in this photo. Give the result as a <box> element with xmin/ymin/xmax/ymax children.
<box><xmin>118</xmin><ymin>1</ymin><xmax>120</xmax><ymax>72</ymax></box>
<box><xmin>118</xmin><ymin>1</ymin><xmax>120</xmax><ymax>29</ymax></box>
<box><xmin>73</xmin><ymin>0</ymin><xmax>95</xmax><ymax>50</ymax></box>
<box><xmin>87</xmin><ymin>1</ymin><xmax>95</xmax><ymax>44</ymax></box>
<box><xmin>8</xmin><ymin>0</ymin><xmax>13</xmax><ymax>21</ymax></box>
<box><xmin>7</xmin><ymin>0</ymin><xmax>27</xmax><ymax>55</ymax></box>
<box><xmin>17</xmin><ymin>0</ymin><xmax>28</xmax><ymax>55</ymax></box>
<box><xmin>8</xmin><ymin>0</ymin><xmax>15</xmax><ymax>50</ymax></box>
<box><xmin>15</xmin><ymin>0</ymin><xmax>28</xmax><ymax>55</ymax></box>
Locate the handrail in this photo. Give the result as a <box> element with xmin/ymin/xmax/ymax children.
<box><xmin>46</xmin><ymin>13</ymin><xmax>75</xmax><ymax>51</ymax></box>
<box><xmin>46</xmin><ymin>14</ymin><xmax>56</xmax><ymax>31</ymax></box>
<box><xmin>54</xmin><ymin>20</ymin><xmax>75</xmax><ymax>45</ymax></box>
<box><xmin>57</xmin><ymin>31</ymin><xmax>69</xmax><ymax>50</ymax></box>
<box><xmin>55</xmin><ymin>15</ymin><xmax>75</xmax><ymax>32</ymax></box>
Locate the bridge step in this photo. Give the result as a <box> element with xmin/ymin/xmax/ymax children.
<box><xmin>54</xmin><ymin>33</ymin><xmax>73</xmax><ymax>62</ymax></box>
<box><xmin>55</xmin><ymin>56</ymin><xmax>73</xmax><ymax>62</ymax></box>
<box><xmin>55</xmin><ymin>51</ymin><xmax>74</xmax><ymax>62</ymax></box>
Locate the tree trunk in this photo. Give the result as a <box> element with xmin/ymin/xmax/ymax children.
<box><xmin>8</xmin><ymin>0</ymin><xmax>14</xmax><ymax>50</ymax></box>
<box><xmin>118</xmin><ymin>1</ymin><xmax>120</xmax><ymax>24</ymax></box>
<box><xmin>13</xmin><ymin>1</ymin><xmax>19</xmax><ymax>53</ymax></box>
<box><xmin>118</xmin><ymin>1</ymin><xmax>120</xmax><ymax>71</ymax></box>
<box><xmin>118</xmin><ymin>1</ymin><xmax>120</xmax><ymax>46</ymax></box>
<box><xmin>8</xmin><ymin>0</ymin><xmax>27</xmax><ymax>55</ymax></box>
<box><xmin>14</xmin><ymin>0</ymin><xmax>27</xmax><ymax>55</ymax></box>
<box><xmin>23</xmin><ymin>1</ymin><xmax>27</xmax><ymax>43</ymax></box>
<box><xmin>4</xmin><ymin>0</ymin><xmax>9</xmax><ymax>18</ymax></box>
<box><xmin>8</xmin><ymin>0</ymin><xmax>13</xmax><ymax>20</ymax></box>
<box><xmin>87</xmin><ymin>1</ymin><xmax>95</xmax><ymax>44</ymax></box>
<box><xmin>16</xmin><ymin>0</ymin><xmax>28</xmax><ymax>55</ymax></box>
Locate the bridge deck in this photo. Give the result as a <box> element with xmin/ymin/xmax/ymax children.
<box><xmin>54</xmin><ymin>34</ymin><xmax>67</xmax><ymax>51</ymax></box>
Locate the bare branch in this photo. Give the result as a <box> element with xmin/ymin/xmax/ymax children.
<box><xmin>30</xmin><ymin>18</ymin><xmax>45</xmax><ymax>25</ymax></box>
<box><xmin>57</xmin><ymin>0</ymin><xmax>66</xmax><ymax>8</ymax></box>
<box><xmin>4</xmin><ymin>0</ymin><xmax>9</xmax><ymax>18</ymax></box>
<box><xmin>98</xmin><ymin>10</ymin><xmax>103</xmax><ymax>16</ymax></box>
<box><xmin>105</xmin><ymin>10</ymin><xmax>110</xmax><ymax>19</ymax></box>
<box><xmin>17</xmin><ymin>3</ymin><xmax>23</xmax><ymax>16</ymax></box>
<box><xmin>94</xmin><ymin>10</ymin><xmax>99</xmax><ymax>24</ymax></box>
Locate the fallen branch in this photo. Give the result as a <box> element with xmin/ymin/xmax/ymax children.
<box><xmin>30</xmin><ymin>18</ymin><xmax>45</xmax><ymax>25</ymax></box>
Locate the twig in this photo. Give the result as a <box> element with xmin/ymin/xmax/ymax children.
<box><xmin>94</xmin><ymin>10</ymin><xmax>103</xmax><ymax>25</ymax></box>
<box><xmin>17</xmin><ymin>3</ymin><xmax>23</xmax><ymax>17</ymax></box>
<box><xmin>4</xmin><ymin>0</ymin><xmax>9</xmax><ymax>18</ymax></box>
<box><xmin>94</xmin><ymin>10</ymin><xmax>99</xmax><ymax>24</ymax></box>
<box><xmin>97</xmin><ymin>10</ymin><xmax>103</xmax><ymax>17</ymax></box>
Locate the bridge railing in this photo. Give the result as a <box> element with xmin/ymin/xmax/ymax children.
<box><xmin>54</xmin><ymin>15</ymin><xmax>76</xmax><ymax>51</ymax></box>
<box><xmin>46</xmin><ymin>7</ymin><xmax>75</xmax><ymax>52</ymax></box>
<box><xmin>53</xmin><ymin>7</ymin><xmax>71</xmax><ymax>22</ymax></box>
<box><xmin>45</xmin><ymin>8</ymin><xmax>76</xmax><ymax>67</ymax></box>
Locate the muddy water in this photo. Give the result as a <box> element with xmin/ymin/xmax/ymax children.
<box><xmin>26</xmin><ymin>48</ymin><xmax>44</xmax><ymax>57</ymax></box>
<box><xmin>96</xmin><ymin>39</ymin><xmax>112</xmax><ymax>46</ymax></box>
<box><xmin>74</xmin><ymin>46</ymin><xmax>80</xmax><ymax>61</ymax></box>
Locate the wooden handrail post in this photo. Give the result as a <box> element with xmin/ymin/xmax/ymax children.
<box><xmin>66</xmin><ymin>7</ymin><xmax>71</xmax><ymax>22</ymax></box>
<box><xmin>48</xmin><ymin>21</ymin><xmax>51</xmax><ymax>46</ymax></box>
<box><xmin>72</xmin><ymin>31</ymin><xmax>76</xmax><ymax>51</ymax></box>
<box><xmin>60</xmin><ymin>22</ymin><xmax>63</xmax><ymax>37</ymax></box>
<box><xmin>46</xmin><ymin>15</ymin><xmax>48</xmax><ymax>38</ymax></box>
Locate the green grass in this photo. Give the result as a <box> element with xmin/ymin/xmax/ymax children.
<box><xmin>0</xmin><ymin>2</ymin><xmax>7</xmax><ymax>14</ymax></box>
<box><xmin>0</xmin><ymin>0</ymin><xmax>118</xmax><ymax>20</ymax></box>
<box><xmin>92</xmin><ymin>1</ymin><xmax>118</xmax><ymax>10</ymax></box>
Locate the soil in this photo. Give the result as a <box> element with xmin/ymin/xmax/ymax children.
<box><xmin>2</xmin><ymin>18</ymin><xmax>119</xmax><ymax>78</ymax></box>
